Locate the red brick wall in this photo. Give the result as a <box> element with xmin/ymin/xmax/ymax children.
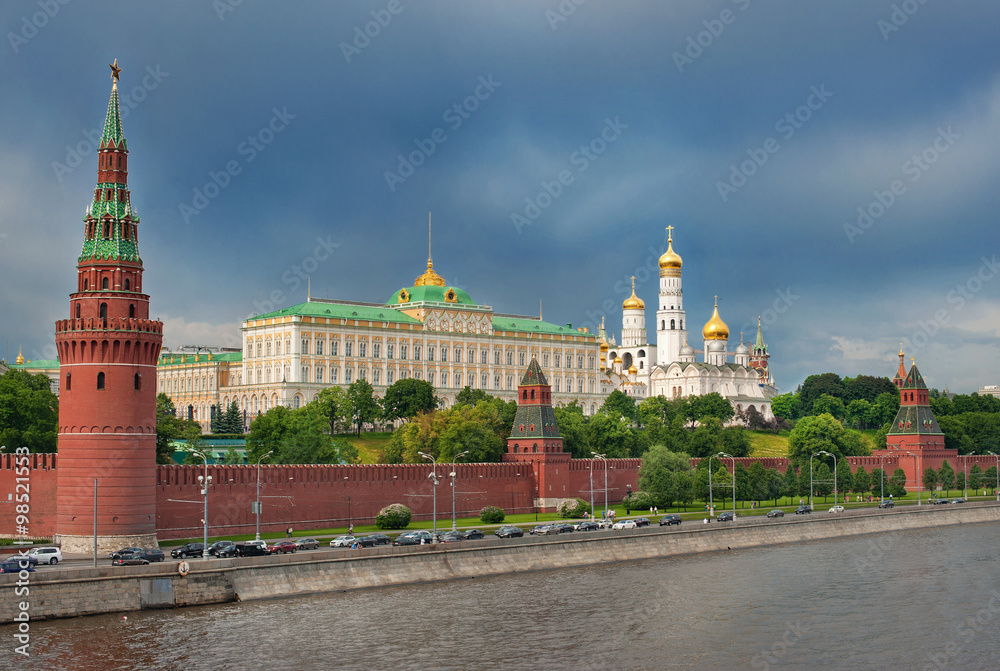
<box><xmin>0</xmin><ymin>453</ymin><xmax>58</xmax><ymax>539</ymax></box>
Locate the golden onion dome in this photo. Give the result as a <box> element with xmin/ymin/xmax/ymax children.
<box><xmin>658</xmin><ymin>227</ymin><xmax>682</xmax><ymax>273</ymax></box>
<box><xmin>613</xmin><ymin>356</ymin><xmax>623</xmax><ymax>364</ymax></box>
<box><xmin>628</xmin><ymin>364</ymin><xmax>638</xmax><ymax>374</ymax></box>
<box><xmin>702</xmin><ymin>298</ymin><xmax>730</xmax><ymax>341</ymax></box>
<box><xmin>599</xmin><ymin>341</ymin><xmax>609</xmax><ymax>352</ymax></box>
<box><xmin>622</xmin><ymin>276</ymin><xmax>644</xmax><ymax>310</ymax></box>
<box><xmin>413</xmin><ymin>257</ymin><xmax>446</xmax><ymax>287</ymax></box>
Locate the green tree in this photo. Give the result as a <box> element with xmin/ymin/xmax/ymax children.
<box><xmin>346</xmin><ymin>379</ymin><xmax>380</xmax><ymax>433</ymax></box>
<box><xmin>771</xmin><ymin>393</ymin><xmax>802</xmax><ymax>420</ymax></box>
<box><xmin>938</xmin><ymin>460</ymin><xmax>955</xmax><ymax>496</ymax></box>
<box><xmin>835</xmin><ymin>458</ymin><xmax>854</xmax><ymax>501</ymax></box>
<box><xmin>956</xmin><ymin>470</ymin><xmax>966</xmax><ymax>495</ymax></box>
<box><xmin>871</xmin><ymin>468</ymin><xmax>890</xmax><ymax>499</ymax></box>
<box><xmin>969</xmin><ymin>463</ymin><xmax>984</xmax><ymax>494</ymax></box>
<box><xmin>814</xmin><ymin>462</ymin><xmax>833</xmax><ymax>501</ymax></box>
<box><xmin>783</xmin><ymin>464</ymin><xmax>800</xmax><ymax>501</ymax></box>
<box><xmin>787</xmin><ymin>413</ymin><xmax>869</xmax><ymax>468</ymax></box>
<box><xmin>845</xmin><ymin>399</ymin><xmax>873</xmax><ymax>430</ymax></box>
<box><xmin>872</xmin><ymin>392</ymin><xmax>901</xmax><ymax>426</ymax></box>
<box><xmin>381</xmin><ymin>378</ymin><xmax>437</xmax><ymax>422</ymax></box>
<box><xmin>554</xmin><ymin>402</ymin><xmax>590</xmax><ymax>459</ymax></box>
<box><xmin>922</xmin><ymin>467</ymin><xmax>939</xmax><ymax>495</ymax></box>
<box><xmin>889</xmin><ymin>468</ymin><xmax>907</xmax><ymax>498</ymax></box>
<box><xmin>843</xmin><ymin>375</ymin><xmax>898</xmax><ymax>403</ymax></box>
<box><xmin>587</xmin><ymin>412</ymin><xmax>637</xmax><ymax>458</ymax></box>
<box><xmin>638</xmin><ymin>444</ymin><xmax>693</xmax><ymax>508</ymax></box>
<box><xmin>812</xmin><ymin>394</ymin><xmax>846</xmax><ymax>420</ymax></box>
<box><xmin>852</xmin><ymin>465</ymin><xmax>871</xmax><ymax>495</ymax></box>
<box><xmin>983</xmin><ymin>466</ymin><xmax>998</xmax><ymax>494</ymax></box>
<box><xmin>222</xmin><ymin>401</ymin><xmax>245</xmax><ymax>434</ymax></box>
<box><xmin>747</xmin><ymin>460</ymin><xmax>768</xmax><ymax>504</ymax></box>
<box><xmin>155</xmin><ymin>393</ymin><xmax>199</xmax><ymax>464</ymax></box>
<box><xmin>799</xmin><ymin>373</ymin><xmax>845</xmax><ymax>412</ymax></box>
<box><xmin>0</xmin><ymin>369</ymin><xmax>58</xmax><ymax>453</ymax></box>
<box><xmin>315</xmin><ymin>387</ymin><xmax>352</xmax><ymax>435</ymax></box>
<box><xmin>690</xmin><ymin>392</ymin><xmax>735</xmax><ymax>425</ymax></box>
<box><xmin>455</xmin><ymin>386</ymin><xmax>493</xmax><ymax>406</ymax></box>
<box><xmin>599</xmin><ymin>389</ymin><xmax>637</xmax><ymax>423</ymax></box>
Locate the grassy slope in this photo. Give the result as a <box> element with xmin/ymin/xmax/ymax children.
<box><xmin>748</xmin><ymin>430</ymin><xmax>790</xmax><ymax>457</ymax></box>
<box><xmin>335</xmin><ymin>432</ymin><xmax>393</xmax><ymax>464</ymax></box>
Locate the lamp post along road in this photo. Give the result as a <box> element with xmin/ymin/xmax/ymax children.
<box><xmin>450</xmin><ymin>450</ymin><xmax>469</xmax><ymax>531</ymax></box>
<box><xmin>255</xmin><ymin>450</ymin><xmax>273</xmax><ymax>541</ymax></box>
<box><xmin>589</xmin><ymin>459</ymin><xmax>595</xmax><ymax>520</ymax></box>
<box><xmin>194</xmin><ymin>451</ymin><xmax>213</xmax><ymax>558</ymax></box>
<box><xmin>816</xmin><ymin>450</ymin><xmax>836</xmax><ymax>506</ymax></box>
<box><xmin>592</xmin><ymin>452</ymin><xmax>607</xmax><ymax>520</ymax></box>
<box><xmin>989</xmin><ymin>452</ymin><xmax>1000</xmax><ymax>500</ymax></box>
<box><xmin>419</xmin><ymin>452</ymin><xmax>439</xmax><ymax>541</ymax></box>
<box><xmin>717</xmin><ymin>452</ymin><xmax>735</xmax><ymax>516</ymax></box>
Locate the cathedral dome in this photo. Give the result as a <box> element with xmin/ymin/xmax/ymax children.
<box><xmin>702</xmin><ymin>300</ymin><xmax>729</xmax><ymax>341</ymax></box>
<box><xmin>680</xmin><ymin>342</ymin><xmax>695</xmax><ymax>357</ymax></box>
<box><xmin>628</xmin><ymin>364</ymin><xmax>637</xmax><ymax>374</ymax></box>
<box><xmin>735</xmin><ymin>343</ymin><xmax>750</xmax><ymax>355</ymax></box>
<box><xmin>613</xmin><ymin>356</ymin><xmax>623</xmax><ymax>364</ymax></box>
<box><xmin>599</xmin><ymin>341</ymin><xmax>609</xmax><ymax>352</ymax></box>
<box><xmin>658</xmin><ymin>229</ymin><xmax>682</xmax><ymax>275</ymax></box>
<box><xmin>622</xmin><ymin>277</ymin><xmax>644</xmax><ymax>310</ymax></box>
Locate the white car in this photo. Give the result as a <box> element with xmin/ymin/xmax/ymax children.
<box><xmin>612</xmin><ymin>520</ymin><xmax>637</xmax><ymax>530</ymax></box>
<box><xmin>828</xmin><ymin>505</ymin><xmax>845</xmax><ymax>513</ymax></box>
<box><xmin>329</xmin><ymin>535</ymin><xmax>356</xmax><ymax>547</ymax></box>
<box><xmin>28</xmin><ymin>547</ymin><xmax>62</xmax><ymax>565</ymax></box>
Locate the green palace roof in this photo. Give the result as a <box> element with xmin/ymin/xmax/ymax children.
<box><xmin>387</xmin><ymin>284</ymin><xmax>477</xmax><ymax>307</ymax></box>
<box><xmin>158</xmin><ymin>352</ymin><xmax>242</xmax><ymax>366</ymax></box>
<box><xmin>10</xmin><ymin>359</ymin><xmax>60</xmax><ymax>370</ymax></box>
<box><xmin>251</xmin><ymin>300</ymin><xmax>422</xmax><ymax>325</ymax></box>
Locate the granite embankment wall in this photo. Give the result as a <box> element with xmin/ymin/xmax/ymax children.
<box><xmin>2</xmin><ymin>504</ymin><xmax>997</xmax><ymax>623</ymax></box>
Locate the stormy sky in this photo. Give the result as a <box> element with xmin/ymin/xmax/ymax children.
<box><xmin>1</xmin><ymin>0</ymin><xmax>998</xmax><ymax>394</ymax></box>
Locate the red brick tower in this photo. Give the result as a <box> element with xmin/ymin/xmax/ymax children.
<box><xmin>54</xmin><ymin>62</ymin><xmax>163</xmax><ymax>553</ymax></box>
<box><xmin>892</xmin><ymin>344</ymin><xmax>907</xmax><ymax>389</ymax></box>
<box><xmin>503</xmin><ymin>358</ymin><xmax>570</xmax><ymax>511</ymax></box>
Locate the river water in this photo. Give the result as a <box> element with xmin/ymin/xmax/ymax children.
<box><xmin>10</xmin><ymin>522</ymin><xmax>1000</xmax><ymax>670</ymax></box>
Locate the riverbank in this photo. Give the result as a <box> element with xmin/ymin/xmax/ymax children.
<box><xmin>3</xmin><ymin>503</ymin><xmax>997</xmax><ymax>623</ymax></box>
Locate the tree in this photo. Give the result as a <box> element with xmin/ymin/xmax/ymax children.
<box><xmin>690</xmin><ymin>392</ymin><xmax>735</xmax><ymax>425</ymax></box>
<box><xmin>852</xmin><ymin>465</ymin><xmax>871</xmax><ymax>495</ymax></box>
<box><xmin>599</xmin><ymin>390</ymin><xmax>637</xmax><ymax>423</ymax></box>
<box><xmin>812</xmin><ymin>394</ymin><xmax>846</xmax><ymax>420</ymax></box>
<box><xmin>455</xmin><ymin>386</ymin><xmax>493</xmax><ymax>406</ymax></box>
<box><xmin>871</xmin><ymin>468</ymin><xmax>889</xmax><ymax>499</ymax></box>
<box><xmin>835</xmin><ymin>458</ymin><xmax>853</xmax><ymax>500</ymax></box>
<box><xmin>246</xmin><ymin>403</ymin><xmax>356</xmax><ymax>465</ymax></box>
<box><xmin>0</xmin><ymin>369</ymin><xmax>58</xmax><ymax>453</ymax></box>
<box><xmin>889</xmin><ymin>468</ymin><xmax>907</xmax><ymax>498</ymax></box>
<box><xmin>843</xmin><ymin>375</ymin><xmax>898</xmax><ymax>403</ymax></box>
<box><xmin>984</xmin><ymin>466</ymin><xmax>998</xmax><ymax>495</ymax></box>
<box><xmin>787</xmin><ymin>413</ymin><xmax>869</xmax><ymax>468</ymax></box>
<box><xmin>922</xmin><ymin>467</ymin><xmax>939</xmax><ymax>495</ymax></box>
<box><xmin>845</xmin><ymin>399</ymin><xmax>873</xmax><ymax>430</ymax></box>
<box><xmin>587</xmin><ymin>412</ymin><xmax>638</xmax><ymax>458</ymax></box>
<box><xmin>783</xmin><ymin>464</ymin><xmax>800</xmax><ymax>502</ymax></box>
<box><xmin>956</xmin><ymin>470</ymin><xmax>966</xmax><ymax>496</ymax></box>
<box><xmin>771</xmin><ymin>393</ymin><xmax>802</xmax><ymax>420</ymax></box>
<box><xmin>814</xmin><ymin>462</ymin><xmax>833</xmax><ymax>501</ymax></box>
<box><xmin>799</xmin><ymin>373</ymin><xmax>845</xmax><ymax>412</ymax></box>
<box><xmin>938</xmin><ymin>460</ymin><xmax>955</xmax><ymax>496</ymax></box>
<box><xmin>747</xmin><ymin>460</ymin><xmax>768</xmax><ymax>504</ymax></box>
<box><xmin>155</xmin><ymin>393</ymin><xmax>199</xmax><ymax>464</ymax></box>
<box><xmin>969</xmin><ymin>463</ymin><xmax>984</xmax><ymax>494</ymax></box>
<box><xmin>346</xmin><ymin>379</ymin><xmax>380</xmax><ymax>433</ymax></box>
<box><xmin>381</xmin><ymin>378</ymin><xmax>436</xmax><ymax>422</ymax></box>
<box><xmin>872</xmin><ymin>392</ymin><xmax>901</xmax><ymax>426</ymax></box>
<box><xmin>638</xmin><ymin>444</ymin><xmax>693</xmax><ymax>508</ymax></box>
<box><xmin>222</xmin><ymin>401</ymin><xmax>245</xmax><ymax>434</ymax></box>
<box><xmin>554</xmin><ymin>402</ymin><xmax>590</xmax><ymax>459</ymax></box>
<box><xmin>314</xmin><ymin>387</ymin><xmax>352</xmax><ymax>435</ymax></box>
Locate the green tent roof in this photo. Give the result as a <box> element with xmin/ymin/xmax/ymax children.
<box><xmin>388</xmin><ymin>284</ymin><xmax>477</xmax><ymax>306</ymax></box>
<box><xmin>251</xmin><ymin>300</ymin><xmax>422</xmax><ymax>325</ymax></box>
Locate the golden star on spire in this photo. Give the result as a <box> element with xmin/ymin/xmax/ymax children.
<box><xmin>110</xmin><ymin>59</ymin><xmax>122</xmax><ymax>86</ymax></box>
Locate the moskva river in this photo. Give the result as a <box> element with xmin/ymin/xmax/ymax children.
<box><xmin>10</xmin><ymin>522</ymin><xmax>1000</xmax><ymax>670</ymax></box>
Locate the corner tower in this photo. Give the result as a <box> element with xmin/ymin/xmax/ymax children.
<box><xmin>54</xmin><ymin>62</ymin><xmax>163</xmax><ymax>553</ymax></box>
<box><xmin>655</xmin><ymin>226</ymin><xmax>686</xmax><ymax>366</ymax></box>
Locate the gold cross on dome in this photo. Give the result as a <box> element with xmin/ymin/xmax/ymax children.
<box><xmin>109</xmin><ymin>58</ymin><xmax>121</xmax><ymax>83</ymax></box>
<box><xmin>666</xmin><ymin>225</ymin><xmax>674</xmax><ymax>240</ymax></box>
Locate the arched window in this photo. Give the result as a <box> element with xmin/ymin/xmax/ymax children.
<box><xmin>124</xmin><ymin>278</ymin><xmax>130</xmax><ymax>291</ymax></box>
<box><xmin>134</xmin><ymin>373</ymin><xmax>141</xmax><ymax>390</ymax></box>
<box><xmin>66</xmin><ymin>373</ymin><xmax>71</xmax><ymax>391</ymax></box>
<box><xmin>129</xmin><ymin>304</ymin><xmax>135</xmax><ymax>318</ymax></box>
<box><xmin>97</xmin><ymin>372</ymin><xmax>105</xmax><ymax>390</ymax></box>
<box><xmin>84</xmin><ymin>278</ymin><xmax>89</xmax><ymax>290</ymax></box>
<box><xmin>102</xmin><ymin>277</ymin><xmax>109</xmax><ymax>290</ymax></box>
<box><xmin>670</xmin><ymin>319</ymin><xmax>676</xmax><ymax>330</ymax></box>
<box><xmin>75</xmin><ymin>304</ymin><xmax>81</xmax><ymax>318</ymax></box>
<box><xmin>530</xmin><ymin>389</ymin><xmax>536</xmax><ymax>400</ymax></box>
<box><xmin>100</xmin><ymin>303</ymin><xmax>107</xmax><ymax>320</ymax></box>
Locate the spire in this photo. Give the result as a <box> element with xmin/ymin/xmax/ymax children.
<box><xmin>413</xmin><ymin>212</ymin><xmax>446</xmax><ymax>286</ymax></box>
<box><xmin>15</xmin><ymin>346</ymin><xmax>24</xmax><ymax>365</ymax></box>
<box><xmin>754</xmin><ymin>316</ymin><xmax>767</xmax><ymax>351</ymax></box>
<box><xmin>101</xmin><ymin>60</ymin><xmax>126</xmax><ymax>150</ymax></box>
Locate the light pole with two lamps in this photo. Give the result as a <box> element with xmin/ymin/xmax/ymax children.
<box><xmin>708</xmin><ymin>452</ymin><xmax>734</xmax><ymax>516</ymax></box>
<box><xmin>449</xmin><ymin>450</ymin><xmax>469</xmax><ymax>531</ymax></box>
<box><xmin>193</xmin><ymin>450</ymin><xmax>213</xmax><ymax>558</ymax></box>
<box><xmin>988</xmin><ymin>452</ymin><xmax>1000</xmax><ymax>500</ymax></box>
<box><xmin>592</xmin><ymin>452</ymin><xmax>608</xmax><ymax>521</ymax></box>
<box><xmin>254</xmin><ymin>450</ymin><xmax>273</xmax><ymax>541</ymax></box>
<box><xmin>418</xmin><ymin>451</ymin><xmax>439</xmax><ymax>541</ymax></box>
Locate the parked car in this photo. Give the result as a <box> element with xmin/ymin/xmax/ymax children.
<box><xmin>461</xmin><ymin>529</ymin><xmax>485</xmax><ymax>540</ymax></box>
<box><xmin>392</xmin><ymin>535</ymin><xmax>421</xmax><ymax>546</ymax></box>
<box><xmin>330</xmin><ymin>535</ymin><xmax>357</xmax><ymax>548</ymax></box>
<box><xmin>717</xmin><ymin>512</ymin><xmax>735</xmax><ymax>522</ymax></box>
<box><xmin>828</xmin><ymin>505</ymin><xmax>845</xmax><ymax>513</ymax></box>
<box><xmin>139</xmin><ymin>548</ymin><xmax>165</xmax><ymax>562</ymax></box>
<box><xmin>766</xmin><ymin>510</ymin><xmax>785</xmax><ymax>518</ymax></box>
<box><xmin>878</xmin><ymin>500</ymin><xmax>894</xmax><ymax>509</ymax></box>
<box><xmin>612</xmin><ymin>520</ymin><xmax>637</xmax><ymax>530</ymax></box>
<box><xmin>0</xmin><ymin>559</ymin><xmax>35</xmax><ymax>573</ymax></box>
<box><xmin>232</xmin><ymin>541</ymin><xmax>270</xmax><ymax>557</ymax></box>
<box><xmin>551</xmin><ymin>523</ymin><xmax>575</xmax><ymax>534</ymax></box>
<box><xmin>27</xmin><ymin>547</ymin><xmax>62</xmax><ymax>565</ymax></box>
<box><xmin>170</xmin><ymin>543</ymin><xmax>204</xmax><ymax>559</ymax></box>
<box><xmin>932</xmin><ymin>498</ymin><xmax>950</xmax><ymax>505</ymax></box>
<box><xmin>951</xmin><ymin>499</ymin><xmax>966</xmax><ymax>504</ymax></box>
<box><xmin>634</xmin><ymin>517</ymin><xmax>651</xmax><ymax>527</ymax></box>
<box><xmin>110</xmin><ymin>546</ymin><xmax>145</xmax><ymax>560</ymax></box>
<box><xmin>439</xmin><ymin>532</ymin><xmax>464</xmax><ymax>543</ymax></box>
<box><xmin>294</xmin><ymin>538</ymin><xmax>321</xmax><ymax>550</ymax></box>
<box><xmin>530</xmin><ymin>524</ymin><xmax>560</xmax><ymax>535</ymax></box>
<box><xmin>367</xmin><ymin>534</ymin><xmax>392</xmax><ymax>546</ymax></box>
<box><xmin>495</xmin><ymin>525</ymin><xmax>524</xmax><ymax>538</ymax></box>
<box><xmin>659</xmin><ymin>514</ymin><xmax>682</xmax><ymax>526</ymax></box>
<box><xmin>795</xmin><ymin>506</ymin><xmax>812</xmax><ymax>515</ymax></box>
<box><xmin>268</xmin><ymin>541</ymin><xmax>297</xmax><ymax>554</ymax></box>
<box><xmin>575</xmin><ymin>521</ymin><xmax>600</xmax><ymax>531</ymax></box>
<box><xmin>596</xmin><ymin>518</ymin><xmax>616</xmax><ymax>529</ymax></box>
<box><xmin>112</xmin><ymin>551</ymin><xmax>150</xmax><ymax>566</ymax></box>
<box><xmin>207</xmin><ymin>540</ymin><xmax>234</xmax><ymax>556</ymax></box>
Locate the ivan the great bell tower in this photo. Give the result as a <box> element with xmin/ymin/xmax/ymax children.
<box><xmin>54</xmin><ymin>62</ymin><xmax>163</xmax><ymax>553</ymax></box>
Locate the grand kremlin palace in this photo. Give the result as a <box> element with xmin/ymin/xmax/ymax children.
<box><xmin>156</xmin><ymin>255</ymin><xmax>607</xmax><ymax>430</ymax></box>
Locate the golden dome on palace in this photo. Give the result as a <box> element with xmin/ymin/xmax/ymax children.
<box><xmin>599</xmin><ymin>341</ymin><xmax>609</xmax><ymax>352</ymax></box>
<box><xmin>658</xmin><ymin>228</ymin><xmax>682</xmax><ymax>275</ymax></box>
<box><xmin>628</xmin><ymin>364</ymin><xmax>638</xmax><ymax>374</ymax></box>
<box><xmin>613</xmin><ymin>356</ymin><xmax>623</xmax><ymax>364</ymax></box>
<box><xmin>413</xmin><ymin>258</ymin><xmax>446</xmax><ymax>287</ymax></box>
<box><xmin>622</xmin><ymin>276</ymin><xmax>644</xmax><ymax>310</ymax></box>
<box><xmin>702</xmin><ymin>299</ymin><xmax>730</xmax><ymax>341</ymax></box>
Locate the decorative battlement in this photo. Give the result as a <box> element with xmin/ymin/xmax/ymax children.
<box><xmin>56</xmin><ymin>317</ymin><xmax>163</xmax><ymax>334</ymax></box>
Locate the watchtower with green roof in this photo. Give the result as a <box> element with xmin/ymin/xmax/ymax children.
<box><xmin>886</xmin><ymin>358</ymin><xmax>946</xmax><ymax>452</ymax></box>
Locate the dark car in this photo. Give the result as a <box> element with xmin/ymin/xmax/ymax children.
<box><xmin>112</xmin><ymin>551</ymin><xmax>150</xmax><ymax>566</ymax></box>
<box><xmin>551</xmin><ymin>523</ymin><xmax>575</xmax><ymax>534</ymax></box>
<box><xmin>439</xmin><ymin>532</ymin><xmax>464</xmax><ymax>543</ymax></box>
<box><xmin>0</xmin><ymin>559</ymin><xmax>35</xmax><ymax>573</ymax></box>
<box><xmin>367</xmin><ymin>534</ymin><xmax>391</xmax><ymax>546</ymax></box>
<box><xmin>110</xmin><ymin>546</ymin><xmax>144</xmax><ymax>560</ymax></box>
<box><xmin>207</xmin><ymin>540</ymin><xmax>234</xmax><ymax>556</ymax></box>
<box><xmin>659</xmin><ymin>514</ymin><xmax>682</xmax><ymax>526</ymax></box>
<box><xmin>392</xmin><ymin>535</ymin><xmax>421</xmax><ymax>546</ymax></box>
<box><xmin>170</xmin><ymin>543</ymin><xmax>204</xmax><ymax>559</ymax></box>
<box><xmin>878</xmin><ymin>500</ymin><xmax>894</xmax><ymax>509</ymax></box>
<box><xmin>495</xmin><ymin>526</ymin><xmax>524</xmax><ymax>538</ymax></box>
<box><xmin>932</xmin><ymin>498</ymin><xmax>949</xmax><ymax>505</ymax></box>
<box><xmin>268</xmin><ymin>541</ymin><xmax>297</xmax><ymax>554</ymax></box>
<box><xmin>767</xmin><ymin>509</ymin><xmax>785</xmax><ymax>518</ymax></box>
<box><xmin>951</xmin><ymin>499</ymin><xmax>966</xmax><ymax>504</ymax></box>
<box><xmin>139</xmin><ymin>548</ymin><xmax>165</xmax><ymax>562</ymax></box>
<box><xmin>530</xmin><ymin>524</ymin><xmax>559</xmax><ymax>536</ymax></box>
<box><xmin>634</xmin><ymin>517</ymin><xmax>651</xmax><ymax>527</ymax></box>
<box><xmin>717</xmin><ymin>511</ymin><xmax>735</xmax><ymax>522</ymax></box>
<box><xmin>795</xmin><ymin>506</ymin><xmax>812</xmax><ymax>515</ymax></box>
<box><xmin>294</xmin><ymin>538</ymin><xmax>321</xmax><ymax>550</ymax></box>
<box><xmin>232</xmin><ymin>541</ymin><xmax>271</xmax><ymax>557</ymax></box>
<box><xmin>575</xmin><ymin>521</ymin><xmax>600</xmax><ymax>531</ymax></box>
<box><xmin>461</xmin><ymin>529</ymin><xmax>485</xmax><ymax>540</ymax></box>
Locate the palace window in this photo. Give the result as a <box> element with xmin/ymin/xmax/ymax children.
<box><xmin>276</xmin><ymin>340</ymin><xmax>281</xmax><ymax>355</ymax></box>
<box><xmin>413</xmin><ymin>345</ymin><xmax>421</xmax><ymax>361</ymax></box>
<box><xmin>400</xmin><ymin>344</ymin><xmax>408</xmax><ymax>360</ymax></box>
<box><xmin>345</xmin><ymin>341</ymin><xmax>353</xmax><ymax>357</ymax></box>
<box><xmin>359</xmin><ymin>368</ymin><xmax>367</xmax><ymax>381</ymax></box>
<box><xmin>440</xmin><ymin>347</ymin><xmax>447</xmax><ymax>363</ymax></box>
<box><xmin>543</xmin><ymin>353</ymin><xmax>549</xmax><ymax>366</ymax></box>
<box><xmin>481</xmin><ymin>349</ymin><xmax>488</xmax><ymax>365</ymax></box>
<box><xmin>589</xmin><ymin>379</ymin><xmax>596</xmax><ymax>393</ymax></box>
<box><xmin>387</xmin><ymin>370</ymin><xmax>395</xmax><ymax>384</ymax></box>
<box><xmin>494</xmin><ymin>350</ymin><xmax>501</xmax><ymax>365</ymax></box>
<box><xmin>301</xmin><ymin>339</ymin><xmax>309</xmax><ymax>355</ymax></box>
<box><xmin>518</xmin><ymin>352</ymin><xmax>525</xmax><ymax>366</ymax></box>
<box><xmin>286</xmin><ymin>339</ymin><xmax>291</xmax><ymax>354</ymax></box>
<box><xmin>373</xmin><ymin>342</ymin><xmax>381</xmax><ymax>358</ymax></box>
<box><xmin>301</xmin><ymin>366</ymin><xmax>309</xmax><ymax>382</ymax></box>
<box><xmin>266</xmin><ymin>341</ymin><xmax>272</xmax><ymax>356</ymax></box>
<box><xmin>359</xmin><ymin>341</ymin><xmax>367</xmax><ymax>357</ymax></box>
<box><xmin>441</xmin><ymin>371</ymin><xmax>449</xmax><ymax>387</ymax></box>
<box><xmin>578</xmin><ymin>379</ymin><xmax>584</xmax><ymax>393</ymax></box>
<box><xmin>316</xmin><ymin>367</ymin><xmax>324</xmax><ymax>383</ymax></box>
<box><xmin>506</xmin><ymin>375</ymin><xmax>513</xmax><ymax>390</ymax></box>
<box><xmin>481</xmin><ymin>374</ymin><xmax>488</xmax><ymax>388</ymax></box>
<box><xmin>468</xmin><ymin>347</ymin><xmax>476</xmax><ymax>363</ymax></box>
<box><xmin>315</xmin><ymin>340</ymin><xmax>323</xmax><ymax>355</ymax></box>
<box><xmin>578</xmin><ymin>355</ymin><xmax>584</xmax><ymax>369</ymax></box>
<box><xmin>331</xmin><ymin>367</ymin><xmax>339</xmax><ymax>383</ymax></box>
<box><xmin>554</xmin><ymin>353</ymin><xmax>561</xmax><ymax>367</ymax></box>
<box><xmin>455</xmin><ymin>372</ymin><xmax>462</xmax><ymax>387</ymax></box>
<box><xmin>588</xmin><ymin>355</ymin><xmax>595</xmax><ymax>369</ymax></box>
<box><xmin>387</xmin><ymin>343</ymin><xmax>395</xmax><ymax>359</ymax></box>
<box><xmin>506</xmin><ymin>351</ymin><xmax>513</xmax><ymax>365</ymax></box>
<box><xmin>494</xmin><ymin>374</ymin><xmax>501</xmax><ymax>390</ymax></box>
<box><xmin>428</xmin><ymin>371</ymin><xmax>435</xmax><ymax>385</ymax></box>
<box><xmin>345</xmin><ymin>368</ymin><xmax>353</xmax><ymax>383</ymax></box>
<box><xmin>454</xmin><ymin>347</ymin><xmax>461</xmax><ymax>363</ymax></box>
<box><xmin>373</xmin><ymin>369</ymin><xmax>381</xmax><ymax>385</ymax></box>
<box><xmin>428</xmin><ymin>345</ymin><xmax>435</xmax><ymax>361</ymax></box>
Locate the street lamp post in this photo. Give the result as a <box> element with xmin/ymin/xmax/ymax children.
<box><xmin>815</xmin><ymin>450</ymin><xmax>836</xmax><ymax>506</ymax></box>
<box><xmin>450</xmin><ymin>450</ymin><xmax>469</xmax><ymax>531</ymax></box>
<box><xmin>589</xmin><ymin>459</ymin><xmax>595</xmax><ymax>520</ymax></box>
<box><xmin>418</xmin><ymin>451</ymin><xmax>439</xmax><ymax>541</ymax></box>
<box><xmin>962</xmin><ymin>455</ymin><xmax>968</xmax><ymax>500</ymax></box>
<box><xmin>194</xmin><ymin>451</ymin><xmax>213</xmax><ymax>558</ymax></box>
<box><xmin>592</xmin><ymin>452</ymin><xmax>607</xmax><ymax>520</ymax></box>
<box><xmin>717</xmin><ymin>452</ymin><xmax>735</xmax><ymax>515</ymax></box>
<box><xmin>254</xmin><ymin>450</ymin><xmax>273</xmax><ymax>541</ymax></box>
<box><xmin>989</xmin><ymin>452</ymin><xmax>1000</xmax><ymax>500</ymax></box>
<box><xmin>879</xmin><ymin>453</ymin><xmax>885</xmax><ymax>503</ymax></box>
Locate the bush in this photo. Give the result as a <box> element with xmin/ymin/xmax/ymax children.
<box><xmin>479</xmin><ymin>505</ymin><xmax>505</xmax><ymax>524</ymax></box>
<box><xmin>375</xmin><ymin>503</ymin><xmax>412</xmax><ymax>530</ymax></box>
<box><xmin>556</xmin><ymin>497</ymin><xmax>590</xmax><ymax>518</ymax></box>
<box><xmin>622</xmin><ymin>491</ymin><xmax>656</xmax><ymax>512</ymax></box>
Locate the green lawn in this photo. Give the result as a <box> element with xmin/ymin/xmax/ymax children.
<box><xmin>748</xmin><ymin>430</ymin><xmax>790</xmax><ymax>457</ymax></box>
<box><xmin>335</xmin><ymin>432</ymin><xmax>393</xmax><ymax>464</ymax></box>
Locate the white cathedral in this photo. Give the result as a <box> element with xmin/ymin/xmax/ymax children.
<box><xmin>598</xmin><ymin>228</ymin><xmax>776</xmax><ymax>420</ymax></box>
